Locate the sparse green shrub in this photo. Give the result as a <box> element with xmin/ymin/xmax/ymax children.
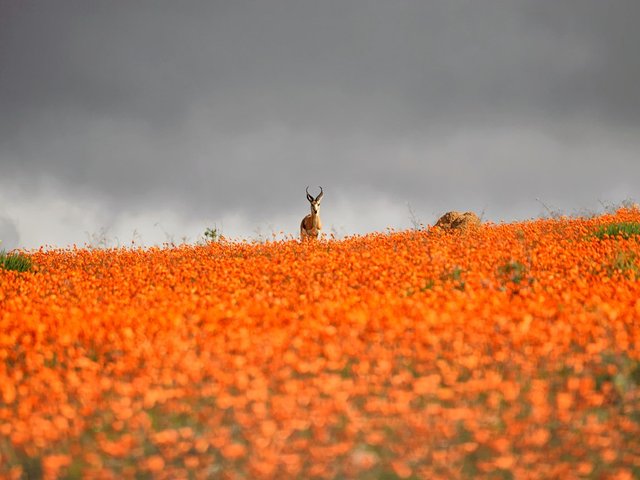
<box><xmin>204</xmin><ymin>226</ymin><xmax>221</xmax><ymax>243</ymax></box>
<box><xmin>592</xmin><ymin>222</ymin><xmax>640</xmax><ymax>240</ymax></box>
<box><xmin>594</xmin><ymin>351</ymin><xmax>640</xmax><ymax>401</ymax></box>
<box><xmin>606</xmin><ymin>250</ymin><xmax>640</xmax><ymax>278</ymax></box>
<box><xmin>498</xmin><ymin>260</ymin><xmax>527</xmax><ymax>285</ymax></box>
<box><xmin>441</xmin><ymin>266</ymin><xmax>465</xmax><ymax>290</ymax></box>
<box><xmin>421</xmin><ymin>279</ymin><xmax>436</xmax><ymax>291</ymax></box>
<box><xmin>0</xmin><ymin>250</ymin><xmax>32</xmax><ymax>272</ymax></box>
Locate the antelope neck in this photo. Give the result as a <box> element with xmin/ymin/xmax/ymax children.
<box><xmin>309</xmin><ymin>211</ymin><xmax>319</xmax><ymax>228</ymax></box>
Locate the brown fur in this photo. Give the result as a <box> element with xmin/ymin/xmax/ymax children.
<box><xmin>300</xmin><ymin>213</ymin><xmax>322</xmax><ymax>240</ymax></box>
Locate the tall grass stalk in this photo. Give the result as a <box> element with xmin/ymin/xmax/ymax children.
<box><xmin>0</xmin><ymin>251</ymin><xmax>32</xmax><ymax>272</ymax></box>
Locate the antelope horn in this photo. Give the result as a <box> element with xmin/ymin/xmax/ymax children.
<box><xmin>316</xmin><ymin>186</ymin><xmax>324</xmax><ymax>202</ymax></box>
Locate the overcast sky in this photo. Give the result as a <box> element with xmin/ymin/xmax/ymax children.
<box><xmin>1</xmin><ymin>1</ymin><xmax>639</xmax><ymax>249</ymax></box>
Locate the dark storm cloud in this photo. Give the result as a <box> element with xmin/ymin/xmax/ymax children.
<box><xmin>0</xmin><ymin>0</ymin><xmax>638</xmax><ymax>245</ymax></box>
<box><xmin>523</xmin><ymin>1</ymin><xmax>640</xmax><ymax>125</ymax></box>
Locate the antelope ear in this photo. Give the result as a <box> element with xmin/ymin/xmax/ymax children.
<box><xmin>315</xmin><ymin>186</ymin><xmax>324</xmax><ymax>202</ymax></box>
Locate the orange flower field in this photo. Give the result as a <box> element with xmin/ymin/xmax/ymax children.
<box><xmin>1</xmin><ymin>209</ymin><xmax>639</xmax><ymax>479</ymax></box>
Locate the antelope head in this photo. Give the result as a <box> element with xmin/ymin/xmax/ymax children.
<box><xmin>306</xmin><ymin>186</ymin><xmax>323</xmax><ymax>216</ymax></box>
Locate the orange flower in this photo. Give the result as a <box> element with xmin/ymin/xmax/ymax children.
<box><xmin>1</xmin><ymin>383</ymin><xmax>16</xmax><ymax>404</ymax></box>
<box><xmin>556</xmin><ymin>392</ymin><xmax>573</xmax><ymax>411</ymax></box>
<box><xmin>529</xmin><ymin>428</ymin><xmax>550</xmax><ymax>447</ymax></box>
<box><xmin>494</xmin><ymin>455</ymin><xmax>515</xmax><ymax>470</ymax></box>
<box><xmin>391</xmin><ymin>460</ymin><xmax>413</xmax><ymax>479</ymax></box>
<box><xmin>413</xmin><ymin>374</ymin><xmax>441</xmax><ymax>395</ymax></box>
<box><xmin>221</xmin><ymin>443</ymin><xmax>247</xmax><ymax>460</ymax></box>
<box><xmin>145</xmin><ymin>455</ymin><xmax>165</xmax><ymax>472</ymax></box>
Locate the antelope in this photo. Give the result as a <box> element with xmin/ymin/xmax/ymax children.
<box><xmin>300</xmin><ymin>186</ymin><xmax>323</xmax><ymax>240</ymax></box>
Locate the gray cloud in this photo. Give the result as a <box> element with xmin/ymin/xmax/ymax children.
<box><xmin>523</xmin><ymin>1</ymin><xmax>640</xmax><ymax>125</ymax></box>
<box><xmin>0</xmin><ymin>1</ymin><xmax>638</xmax><ymax>248</ymax></box>
<box><xmin>0</xmin><ymin>216</ymin><xmax>20</xmax><ymax>251</ymax></box>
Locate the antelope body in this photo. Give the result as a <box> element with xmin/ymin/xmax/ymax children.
<box><xmin>300</xmin><ymin>186</ymin><xmax>323</xmax><ymax>240</ymax></box>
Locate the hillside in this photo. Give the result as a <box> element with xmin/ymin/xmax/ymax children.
<box><xmin>1</xmin><ymin>209</ymin><xmax>639</xmax><ymax>479</ymax></box>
